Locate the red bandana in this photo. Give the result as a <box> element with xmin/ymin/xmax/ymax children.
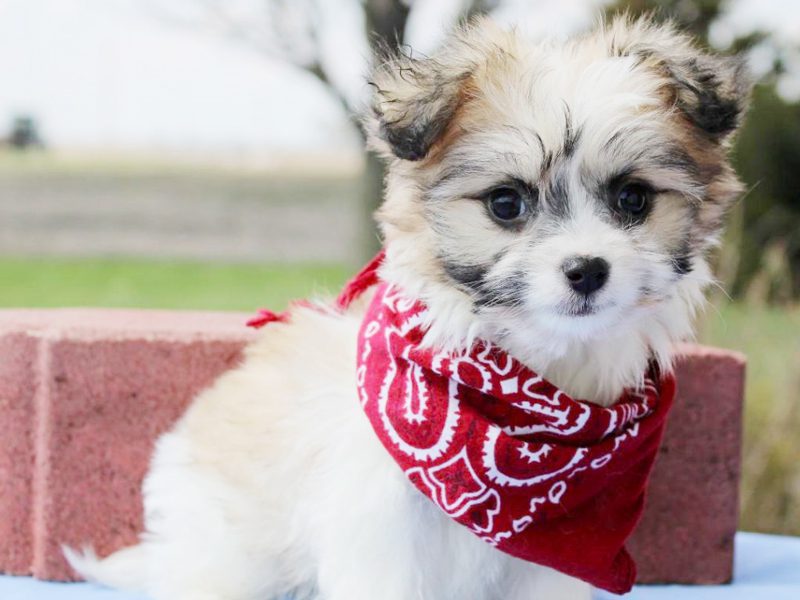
<box><xmin>251</xmin><ymin>253</ymin><xmax>676</xmax><ymax>594</ymax></box>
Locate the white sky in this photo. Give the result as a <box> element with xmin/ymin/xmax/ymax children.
<box><xmin>0</xmin><ymin>0</ymin><xmax>361</xmax><ymax>153</ymax></box>
<box><xmin>0</xmin><ymin>0</ymin><xmax>796</xmax><ymax>155</ymax></box>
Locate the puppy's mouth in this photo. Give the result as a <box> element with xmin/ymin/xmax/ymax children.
<box><xmin>558</xmin><ymin>297</ymin><xmax>604</xmax><ymax>317</ymax></box>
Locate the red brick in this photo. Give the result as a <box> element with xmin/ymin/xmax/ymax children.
<box><xmin>0</xmin><ymin>310</ymin><xmax>255</xmax><ymax>580</ymax></box>
<box><xmin>630</xmin><ymin>344</ymin><xmax>746</xmax><ymax>584</ymax></box>
<box><xmin>0</xmin><ymin>332</ymin><xmax>39</xmax><ymax>575</ymax></box>
<box><xmin>0</xmin><ymin>310</ymin><xmax>745</xmax><ymax>584</ymax></box>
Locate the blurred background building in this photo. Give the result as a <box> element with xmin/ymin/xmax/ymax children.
<box><xmin>0</xmin><ymin>0</ymin><xmax>798</xmax><ymax>538</ymax></box>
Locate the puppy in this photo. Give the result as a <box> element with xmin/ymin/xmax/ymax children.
<box><xmin>65</xmin><ymin>16</ymin><xmax>750</xmax><ymax>600</ymax></box>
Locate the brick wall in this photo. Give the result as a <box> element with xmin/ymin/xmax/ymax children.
<box><xmin>0</xmin><ymin>310</ymin><xmax>745</xmax><ymax>584</ymax></box>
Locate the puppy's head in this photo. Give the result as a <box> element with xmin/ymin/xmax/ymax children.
<box><xmin>366</xmin><ymin>16</ymin><xmax>750</xmax><ymax>368</ymax></box>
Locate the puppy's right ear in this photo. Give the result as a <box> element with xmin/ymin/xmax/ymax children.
<box><xmin>608</xmin><ymin>16</ymin><xmax>753</xmax><ymax>143</ymax></box>
<box><xmin>365</xmin><ymin>48</ymin><xmax>472</xmax><ymax>162</ymax></box>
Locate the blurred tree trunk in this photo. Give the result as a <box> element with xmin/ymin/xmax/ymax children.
<box><xmin>358</xmin><ymin>1</ymin><xmax>411</xmax><ymax>258</ymax></box>
<box><xmin>364</xmin><ymin>0</ymin><xmax>410</xmax><ymax>50</ymax></box>
<box><xmin>604</xmin><ymin>0</ymin><xmax>723</xmax><ymax>44</ymax></box>
<box><xmin>361</xmin><ymin>150</ymin><xmax>386</xmax><ymax>257</ymax></box>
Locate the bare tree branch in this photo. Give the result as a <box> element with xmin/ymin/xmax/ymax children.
<box><xmin>152</xmin><ymin>0</ymin><xmax>499</xmax><ymax>115</ymax></box>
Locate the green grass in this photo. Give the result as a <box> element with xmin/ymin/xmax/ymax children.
<box><xmin>0</xmin><ymin>258</ymin><xmax>351</xmax><ymax>312</ymax></box>
<box><xmin>700</xmin><ymin>302</ymin><xmax>800</xmax><ymax>535</ymax></box>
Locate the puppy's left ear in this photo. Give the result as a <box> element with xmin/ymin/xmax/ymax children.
<box><xmin>664</xmin><ymin>49</ymin><xmax>752</xmax><ymax>141</ymax></box>
<box><xmin>613</xmin><ymin>17</ymin><xmax>753</xmax><ymax>142</ymax></box>
<box><xmin>365</xmin><ymin>29</ymin><xmax>480</xmax><ymax>162</ymax></box>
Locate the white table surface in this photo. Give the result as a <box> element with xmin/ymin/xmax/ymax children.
<box><xmin>1</xmin><ymin>532</ymin><xmax>798</xmax><ymax>599</ymax></box>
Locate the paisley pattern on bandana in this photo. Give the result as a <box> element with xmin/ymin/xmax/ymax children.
<box><xmin>355</xmin><ymin>276</ymin><xmax>675</xmax><ymax>594</ymax></box>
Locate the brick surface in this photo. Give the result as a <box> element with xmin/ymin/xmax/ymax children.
<box><xmin>0</xmin><ymin>310</ymin><xmax>745</xmax><ymax>585</ymax></box>
<box><xmin>629</xmin><ymin>345</ymin><xmax>746</xmax><ymax>584</ymax></box>
<box><xmin>0</xmin><ymin>310</ymin><xmax>256</xmax><ymax>580</ymax></box>
<box><xmin>0</xmin><ymin>332</ymin><xmax>39</xmax><ymax>575</ymax></box>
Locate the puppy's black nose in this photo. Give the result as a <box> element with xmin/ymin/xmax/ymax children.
<box><xmin>563</xmin><ymin>256</ymin><xmax>610</xmax><ymax>296</ymax></box>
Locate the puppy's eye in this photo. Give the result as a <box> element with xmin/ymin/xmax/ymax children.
<box><xmin>617</xmin><ymin>183</ymin><xmax>649</xmax><ymax>215</ymax></box>
<box><xmin>487</xmin><ymin>187</ymin><xmax>527</xmax><ymax>222</ymax></box>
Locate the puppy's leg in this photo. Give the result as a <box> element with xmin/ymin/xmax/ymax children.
<box><xmin>140</xmin><ymin>433</ymin><xmax>280</xmax><ymax>600</ymax></box>
<box><xmin>506</xmin><ymin>566</ymin><xmax>592</xmax><ymax>600</ymax></box>
<box><xmin>306</xmin><ymin>414</ymin><xmax>505</xmax><ymax>600</ymax></box>
<box><xmin>313</xmin><ymin>479</ymin><xmax>421</xmax><ymax>600</ymax></box>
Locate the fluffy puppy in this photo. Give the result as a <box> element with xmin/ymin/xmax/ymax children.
<box><xmin>66</xmin><ymin>16</ymin><xmax>750</xmax><ymax>600</ymax></box>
